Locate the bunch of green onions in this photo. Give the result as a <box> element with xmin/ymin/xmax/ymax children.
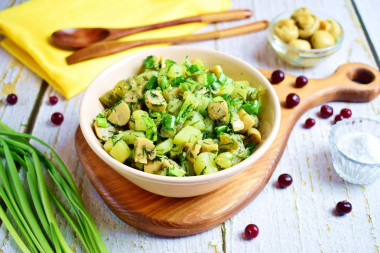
<box><xmin>0</xmin><ymin>121</ymin><xmax>108</xmax><ymax>253</ymax></box>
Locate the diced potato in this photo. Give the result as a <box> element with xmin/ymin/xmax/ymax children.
<box><xmin>248</xmin><ymin>127</ymin><xmax>262</xmax><ymax>144</ymax></box>
<box><xmin>201</xmin><ymin>139</ymin><xmax>219</xmax><ymax>154</ymax></box>
<box><xmin>234</xmin><ymin>80</ymin><xmax>250</xmax><ymax>88</ymax></box>
<box><xmin>191</xmin><ymin>58</ymin><xmax>206</xmax><ymax>70</ymax></box>
<box><xmin>203</xmin><ymin>117</ymin><xmax>214</xmax><ymax>133</ymax></box>
<box><xmin>194</xmin><ymin>152</ymin><xmax>219</xmax><ymax>175</ymax></box>
<box><xmin>132</xmin><ymin>110</ymin><xmax>149</xmax><ymax>119</ymax></box>
<box><xmin>103</xmin><ymin>138</ymin><xmax>114</xmax><ymax>152</ymax></box>
<box><xmin>210</xmin><ymin>65</ymin><xmax>223</xmax><ymax>79</ymax></box>
<box><xmin>144</xmin><ymin>159</ymin><xmax>163</xmax><ymax>174</ymax></box>
<box><xmin>167</xmin><ymin>64</ymin><xmax>183</xmax><ymax>79</ymax></box>
<box><xmin>231</xmin><ymin>111</ymin><xmax>244</xmax><ymax>132</ymax></box>
<box><xmin>156</xmin><ymin>138</ymin><xmax>174</xmax><ymax>155</ymax></box>
<box><xmin>238</xmin><ymin>109</ymin><xmax>259</xmax><ymax>133</ymax></box>
<box><xmin>173</xmin><ymin>126</ymin><xmax>202</xmax><ymax>145</ymax></box>
<box><xmin>121</xmin><ymin>130</ymin><xmax>145</xmax><ymax>144</ymax></box>
<box><xmin>214</xmin><ymin>82</ymin><xmax>234</xmax><ymax>96</ymax></box>
<box><xmin>184</xmin><ymin>111</ymin><xmax>206</xmax><ymax>131</ymax></box>
<box><xmin>219</xmin><ymin>133</ymin><xmax>239</xmax><ymax>150</ymax></box>
<box><xmin>231</xmin><ymin>86</ymin><xmax>248</xmax><ymax>101</ymax></box>
<box><xmin>107</xmin><ymin>100</ymin><xmax>131</xmax><ymax>126</ymax></box>
<box><xmin>163</xmin><ymin>87</ymin><xmax>180</xmax><ymax>101</ymax></box>
<box><xmin>215</xmin><ymin>152</ymin><xmax>238</xmax><ymax>169</ymax></box>
<box><xmin>109</xmin><ymin>140</ymin><xmax>131</xmax><ymax>163</ymax></box>
<box><xmin>167</xmin><ymin>99</ymin><xmax>183</xmax><ymax>116</ymax></box>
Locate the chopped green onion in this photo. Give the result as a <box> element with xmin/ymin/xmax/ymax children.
<box><xmin>210</xmin><ymin>82</ymin><xmax>220</xmax><ymax>91</ymax></box>
<box><xmin>143</xmin><ymin>55</ymin><xmax>156</xmax><ymax>69</ymax></box>
<box><xmin>162</xmin><ymin>115</ymin><xmax>176</xmax><ymax>130</ymax></box>
<box><xmin>218</xmin><ymin>73</ymin><xmax>228</xmax><ymax>85</ymax></box>
<box><xmin>206</xmin><ymin>73</ymin><xmax>217</xmax><ymax>86</ymax></box>
<box><xmin>241</xmin><ymin>99</ymin><xmax>261</xmax><ymax>115</ymax></box>
<box><xmin>180</xmin><ymin>82</ymin><xmax>189</xmax><ymax>91</ymax></box>
<box><xmin>170</xmin><ymin>76</ymin><xmax>185</xmax><ymax>87</ymax></box>
<box><xmin>188</xmin><ymin>64</ymin><xmax>202</xmax><ymax>74</ymax></box>
<box><xmin>96</xmin><ymin>113</ymin><xmax>104</xmax><ymax>118</ymax></box>
<box><xmin>214</xmin><ymin>125</ymin><xmax>228</xmax><ymax>133</ymax></box>
<box><xmin>145</xmin><ymin>76</ymin><xmax>158</xmax><ymax>90</ymax></box>
<box><xmin>167</xmin><ymin>167</ymin><xmax>184</xmax><ymax>177</ymax></box>
<box><xmin>96</xmin><ymin>118</ymin><xmax>107</xmax><ymax>128</ymax></box>
<box><xmin>165</xmin><ymin>59</ymin><xmax>177</xmax><ymax>66</ymax></box>
<box><xmin>160</xmin><ymin>76</ymin><xmax>169</xmax><ymax>90</ymax></box>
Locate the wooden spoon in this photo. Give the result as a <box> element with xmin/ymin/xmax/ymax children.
<box><xmin>66</xmin><ymin>20</ymin><xmax>269</xmax><ymax>64</ymax></box>
<box><xmin>52</xmin><ymin>9</ymin><xmax>252</xmax><ymax>49</ymax></box>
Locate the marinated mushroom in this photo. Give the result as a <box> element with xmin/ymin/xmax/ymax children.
<box><xmin>288</xmin><ymin>39</ymin><xmax>312</xmax><ymax>50</ymax></box>
<box><xmin>311</xmin><ymin>30</ymin><xmax>335</xmax><ymax>49</ymax></box>
<box><xmin>298</xmin><ymin>15</ymin><xmax>319</xmax><ymax>38</ymax></box>
<box><xmin>207</xmin><ymin>97</ymin><xmax>229</xmax><ymax>123</ymax></box>
<box><xmin>325</xmin><ymin>19</ymin><xmax>342</xmax><ymax>39</ymax></box>
<box><xmin>145</xmin><ymin>90</ymin><xmax>167</xmax><ymax>112</ymax></box>
<box><xmin>134</xmin><ymin>137</ymin><xmax>156</xmax><ymax>164</ymax></box>
<box><xmin>274</xmin><ymin>19</ymin><xmax>299</xmax><ymax>43</ymax></box>
<box><xmin>107</xmin><ymin>100</ymin><xmax>131</xmax><ymax>126</ymax></box>
<box><xmin>291</xmin><ymin>7</ymin><xmax>311</xmax><ymax>20</ymax></box>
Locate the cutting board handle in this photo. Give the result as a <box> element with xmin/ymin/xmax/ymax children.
<box><xmin>75</xmin><ymin>62</ymin><xmax>380</xmax><ymax>237</ymax></box>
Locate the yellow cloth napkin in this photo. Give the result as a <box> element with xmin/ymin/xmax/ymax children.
<box><xmin>0</xmin><ymin>0</ymin><xmax>231</xmax><ymax>99</ymax></box>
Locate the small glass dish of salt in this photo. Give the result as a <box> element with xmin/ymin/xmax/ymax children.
<box><xmin>329</xmin><ymin>118</ymin><xmax>380</xmax><ymax>185</ymax></box>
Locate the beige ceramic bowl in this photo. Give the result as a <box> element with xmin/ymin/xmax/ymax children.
<box><xmin>80</xmin><ymin>46</ymin><xmax>281</xmax><ymax>197</ymax></box>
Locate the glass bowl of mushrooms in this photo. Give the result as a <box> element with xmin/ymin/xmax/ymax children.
<box><xmin>268</xmin><ymin>8</ymin><xmax>344</xmax><ymax>67</ymax></box>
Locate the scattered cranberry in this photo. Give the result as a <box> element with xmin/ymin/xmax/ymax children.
<box><xmin>340</xmin><ymin>108</ymin><xmax>352</xmax><ymax>118</ymax></box>
<box><xmin>334</xmin><ymin>114</ymin><xmax>344</xmax><ymax>124</ymax></box>
<box><xmin>278</xmin><ymin>173</ymin><xmax>293</xmax><ymax>188</ymax></box>
<box><xmin>336</xmin><ymin>200</ymin><xmax>352</xmax><ymax>215</ymax></box>
<box><xmin>271</xmin><ymin>70</ymin><xmax>285</xmax><ymax>84</ymax></box>
<box><xmin>320</xmin><ymin>105</ymin><xmax>333</xmax><ymax>119</ymax></box>
<box><xmin>244</xmin><ymin>224</ymin><xmax>259</xmax><ymax>240</ymax></box>
<box><xmin>6</xmin><ymin>94</ymin><xmax>18</xmax><ymax>105</ymax></box>
<box><xmin>286</xmin><ymin>93</ymin><xmax>300</xmax><ymax>108</ymax></box>
<box><xmin>295</xmin><ymin>75</ymin><xmax>308</xmax><ymax>88</ymax></box>
<box><xmin>51</xmin><ymin>112</ymin><xmax>64</xmax><ymax>125</ymax></box>
<box><xmin>304</xmin><ymin>118</ymin><xmax>316</xmax><ymax>128</ymax></box>
<box><xmin>49</xmin><ymin>95</ymin><xmax>58</xmax><ymax>105</ymax></box>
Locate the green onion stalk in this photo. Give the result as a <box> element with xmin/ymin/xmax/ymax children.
<box><xmin>0</xmin><ymin>120</ymin><xmax>108</xmax><ymax>253</ymax></box>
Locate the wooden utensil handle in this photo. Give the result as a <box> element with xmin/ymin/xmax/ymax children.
<box><xmin>66</xmin><ymin>20</ymin><xmax>269</xmax><ymax>64</ymax></box>
<box><xmin>109</xmin><ymin>9</ymin><xmax>253</xmax><ymax>40</ymax></box>
<box><xmin>200</xmin><ymin>9</ymin><xmax>253</xmax><ymax>22</ymax></box>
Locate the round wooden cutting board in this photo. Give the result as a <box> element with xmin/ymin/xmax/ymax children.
<box><xmin>75</xmin><ymin>63</ymin><xmax>380</xmax><ymax>237</ymax></box>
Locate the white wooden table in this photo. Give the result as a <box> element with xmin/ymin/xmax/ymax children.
<box><xmin>1</xmin><ymin>0</ymin><xmax>380</xmax><ymax>252</ymax></box>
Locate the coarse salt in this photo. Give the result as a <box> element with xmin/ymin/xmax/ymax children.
<box><xmin>337</xmin><ymin>132</ymin><xmax>380</xmax><ymax>164</ymax></box>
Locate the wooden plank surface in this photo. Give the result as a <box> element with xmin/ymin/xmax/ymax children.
<box><xmin>0</xmin><ymin>0</ymin><xmax>379</xmax><ymax>252</ymax></box>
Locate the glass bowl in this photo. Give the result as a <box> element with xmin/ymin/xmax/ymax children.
<box><xmin>268</xmin><ymin>10</ymin><xmax>344</xmax><ymax>67</ymax></box>
<box><xmin>329</xmin><ymin>118</ymin><xmax>380</xmax><ymax>185</ymax></box>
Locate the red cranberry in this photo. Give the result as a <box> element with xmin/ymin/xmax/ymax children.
<box><xmin>286</xmin><ymin>93</ymin><xmax>300</xmax><ymax>108</ymax></box>
<box><xmin>320</xmin><ymin>105</ymin><xmax>333</xmax><ymax>118</ymax></box>
<box><xmin>304</xmin><ymin>118</ymin><xmax>316</xmax><ymax>128</ymax></box>
<box><xmin>49</xmin><ymin>95</ymin><xmax>58</xmax><ymax>105</ymax></box>
<box><xmin>244</xmin><ymin>224</ymin><xmax>259</xmax><ymax>239</ymax></box>
<box><xmin>51</xmin><ymin>112</ymin><xmax>64</xmax><ymax>125</ymax></box>
<box><xmin>340</xmin><ymin>108</ymin><xmax>352</xmax><ymax>118</ymax></box>
<box><xmin>334</xmin><ymin>114</ymin><xmax>344</xmax><ymax>124</ymax></box>
<box><xmin>6</xmin><ymin>94</ymin><xmax>18</xmax><ymax>105</ymax></box>
<box><xmin>295</xmin><ymin>75</ymin><xmax>308</xmax><ymax>88</ymax></box>
<box><xmin>278</xmin><ymin>173</ymin><xmax>293</xmax><ymax>188</ymax></box>
<box><xmin>271</xmin><ymin>70</ymin><xmax>285</xmax><ymax>84</ymax></box>
<box><xmin>336</xmin><ymin>200</ymin><xmax>352</xmax><ymax>215</ymax></box>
